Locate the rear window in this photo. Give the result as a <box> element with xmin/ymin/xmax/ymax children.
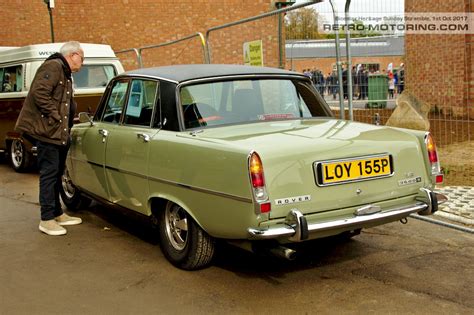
<box><xmin>180</xmin><ymin>78</ymin><xmax>331</xmax><ymax>129</ymax></box>
<box><xmin>73</xmin><ymin>65</ymin><xmax>116</xmax><ymax>89</ymax></box>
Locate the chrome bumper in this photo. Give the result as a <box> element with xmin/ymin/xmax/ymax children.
<box><xmin>248</xmin><ymin>189</ymin><xmax>447</xmax><ymax>241</ymax></box>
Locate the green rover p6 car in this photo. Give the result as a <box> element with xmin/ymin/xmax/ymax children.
<box><xmin>61</xmin><ymin>65</ymin><xmax>446</xmax><ymax>270</ymax></box>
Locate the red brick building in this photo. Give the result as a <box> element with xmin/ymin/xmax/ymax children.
<box><xmin>0</xmin><ymin>0</ymin><xmax>279</xmax><ymax>69</ymax></box>
<box><xmin>405</xmin><ymin>0</ymin><xmax>473</xmax><ymax>118</ymax></box>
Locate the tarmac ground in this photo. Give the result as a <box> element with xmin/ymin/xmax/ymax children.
<box><xmin>1</xmin><ymin>163</ymin><xmax>473</xmax><ymax>314</ymax></box>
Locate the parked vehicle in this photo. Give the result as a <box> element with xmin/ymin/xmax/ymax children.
<box><xmin>0</xmin><ymin>43</ymin><xmax>124</xmax><ymax>171</ymax></box>
<box><xmin>61</xmin><ymin>64</ymin><xmax>447</xmax><ymax>270</ymax></box>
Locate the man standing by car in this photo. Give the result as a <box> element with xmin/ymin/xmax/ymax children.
<box><xmin>15</xmin><ymin>41</ymin><xmax>84</xmax><ymax>236</ymax></box>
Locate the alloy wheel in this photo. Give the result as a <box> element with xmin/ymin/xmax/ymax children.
<box><xmin>164</xmin><ymin>203</ymin><xmax>189</xmax><ymax>251</ymax></box>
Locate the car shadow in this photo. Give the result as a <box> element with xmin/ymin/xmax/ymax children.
<box><xmin>86</xmin><ymin>202</ymin><xmax>159</xmax><ymax>245</ymax></box>
<box><xmin>83</xmin><ymin>203</ymin><xmax>373</xmax><ymax>276</ymax></box>
<box><xmin>212</xmin><ymin>235</ymin><xmax>371</xmax><ymax>278</ymax></box>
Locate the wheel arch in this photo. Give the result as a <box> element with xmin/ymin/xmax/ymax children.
<box><xmin>149</xmin><ymin>195</ymin><xmax>205</xmax><ymax>232</ymax></box>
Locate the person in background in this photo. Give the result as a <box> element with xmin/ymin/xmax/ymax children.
<box><xmin>342</xmin><ymin>65</ymin><xmax>349</xmax><ymax>100</ymax></box>
<box><xmin>15</xmin><ymin>41</ymin><xmax>84</xmax><ymax>236</ymax></box>
<box><xmin>330</xmin><ymin>70</ymin><xmax>338</xmax><ymax>100</ymax></box>
<box><xmin>398</xmin><ymin>63</ymin><xmax>405</xmax><ymax>94</ymax></box>
<box><xmin>393</xmin><ymin>69</ymin><xmax>399</xmax><ymax>96</ymax></box>
<box><xmin>388</xmin><ymin>70</ymin><xmax>395</xmax><ymax>98</ymax></box>
<box><xmin>326</xmin><ymin>72</ymin><xmax>331</xmax><ymax>96</ymax></box>
<box><xmin>361</xmin><ymin>66</ymin><xmax>368</xmax><ymax>100</ymax></box>
<box><xmin>3</xmin><ymin>73</ymin><xmax>12</xmax><ymax>92</ymax></box>
<box><xmin>303</xmin><ymin>69</ymin><xmax>312</xmax><ymax>80</ymax></box>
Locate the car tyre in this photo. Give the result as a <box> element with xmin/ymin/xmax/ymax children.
<box><xmin>60</xmin><ymin>166</ymin><xmax>91</xmax><ymax>211</ymax></box>
<box><xmin>9</xmin><ymin>139</ymin><xmax>32</xmax><ymax>172</ymax></box>
<box><xmin>158</xmin><ymin>202</ymin><xmax>215</xmax><ymax>270</ymax></box>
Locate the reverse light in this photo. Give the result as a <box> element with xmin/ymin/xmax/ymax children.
<box><xmin>248</xmin><ymin>152</ymin><xmax>271</xmax><ymax>213</ymax></box>
<box><xmin>425</xmin><ymin>133</ymin><xmax>443</xmax><ymax>184</ymax></box>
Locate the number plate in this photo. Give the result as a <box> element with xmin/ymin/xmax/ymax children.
<box><xmin>314</xmin><ymin>154</ymin><xmax>393</xmax><ymax>186</ymax></box>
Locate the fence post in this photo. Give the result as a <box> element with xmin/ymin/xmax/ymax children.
<box><xmin>345</xmin><ymin>0</ymin><xmax>353</xmax><ymax>121</ymax></box>
<box><xmin>205</xmin><ymin>1</ymin><xmax>322</xmax><ymax>65</ymax></box>
<box><xmin>329</xmin><ymin>0</ymin><xmax>345</xmax><ymax>119</ymax></box>
<box><xmin>115</xmin><ymin>48</ymin><xmax>143</xmax><ymax>68</ymax></box>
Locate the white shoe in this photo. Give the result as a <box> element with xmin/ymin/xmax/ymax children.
<box><xmin>55</xmin><ymin>213</ymin><xmax>82</xmax><ymax>226</ymax></box>
<box><xmin>39</xmin><ymin>220</ymin><xmax>67</xmax><ymax>236</ymax></box>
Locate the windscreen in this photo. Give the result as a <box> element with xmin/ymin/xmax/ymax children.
<box><xmin>72</xmin><ymin>65</ymin><xmax>116</xmax><ymax>89</ymax></box>
<box><xmin>180</xmin><ymin>78</ymin><xmax>330</xmax><ymax>129</ymax></box>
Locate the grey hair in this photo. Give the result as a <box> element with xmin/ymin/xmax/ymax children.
<box><xmin>60</xmin><ymin>41</ymin><xmax>82</xmax><ymax>56</ymax></box>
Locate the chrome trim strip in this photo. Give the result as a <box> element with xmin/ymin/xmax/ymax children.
<box><xmin>180</xmin><ymin>74</ymin><xmax>308</xmax><ymax>86</ymax></box>
<box><xmin>115</xmin><ymin>74</ymin><xmax>179</xmax><ymax>84</ymax></box>
<box><xmin>73</xmin><ymin>157</ymin><xmax>252</xmax><ymax>203</ymax></box>
<box><xmin>148</xmin><ymin>175</ymin><xmax>252</xmax><ymax>203</ymax></box>
<box><xmin>313</xmin><ymin>153</ymin><xmax>394</xmax><ymax>187</ymax></box>
<box><xmin>248</xmin><ymin>202</ymin><xmax>427</xmax><ymax>240</ymax></box>
<box><xmin>86</xmin><ymin>160</ymin><xmax>103</xmax><ymax>168</ymax></box>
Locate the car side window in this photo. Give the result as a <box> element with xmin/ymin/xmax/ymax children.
<box><xmin>101</xmin><ymin>80</ymin><xmax>129</xmax><ymax>124</ymax></box>
<box><xmin>1</xmin><ymin>65</ymin><xmax>23</xmax><ymax>93</ymax></box>
<box><xmin>123</xmin><ymin>79</ymin><xmax>159</xmax><ymax>127</ymax></box>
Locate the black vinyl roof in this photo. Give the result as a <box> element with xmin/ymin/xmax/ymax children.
<box><xmin>122</xmin><ymin>64</ymin><xmax>304</xmax><ymax>83</ymax></box>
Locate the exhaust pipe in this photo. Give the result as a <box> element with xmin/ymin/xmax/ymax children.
<box><xmin>268</xmin><ymin>246</ymin><xmax>297</xmax><ymax>261</ymax></box>
<box><xmin>226</xmin><ymin>241</ymin><xmax>297</xmax><ymax>261</ymax></box>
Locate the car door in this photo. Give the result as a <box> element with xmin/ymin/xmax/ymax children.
<box><xmin>104</xmin><ymin>79</ymin><xmax>160</xmax><ymax>214</ymax></box>
<box><xmin>71</xmin><ymin>79</ymin><xmax>129</xmax><ymax>199</ymax></box>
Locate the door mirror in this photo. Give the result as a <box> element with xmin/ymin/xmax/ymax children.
<box><xmin>78</xmin><ymin>112</ymin><xmax>93</xmax><ymax>125</ymax></box>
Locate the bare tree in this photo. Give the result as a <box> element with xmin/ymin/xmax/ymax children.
<box><xmin>285</xmin><ymin>8</ymin><xmax>325</xmax><ymax>40</ymax></box>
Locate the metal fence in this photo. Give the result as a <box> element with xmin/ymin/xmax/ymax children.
<box><xmin>115</xmin><ymin>1</ymin><xmax>321</xmax><ymax>69</ymax></box>
<box><xmin>116</xmin><ymin>33</ymin><xmax>209</xmax><ymax>68</ymax></box>
<box><xmin>115</xmin><ymin>0</ymin><xmax>472</xmax><ymax>187</ymax></box>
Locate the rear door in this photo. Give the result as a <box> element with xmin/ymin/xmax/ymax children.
<box><xmin>104</xmin><ymin>79</ymin><xmax>160</xmax><ymax>214</ymax></box>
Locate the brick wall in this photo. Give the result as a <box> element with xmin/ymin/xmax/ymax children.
<box><xmin>405</xmin><ymin>0</ymin><xmax>473</xmax><ymax>118</ymax></box>
<box><xmin>0</xmin><ymin>0</ymin><xmax>278</xmax><ymax>69</ymax></box>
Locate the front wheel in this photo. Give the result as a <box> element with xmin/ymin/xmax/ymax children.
<box><xmin>60</xmin><ymin>166</ymin><xmax>91</xmax><ymax>211</ymax></box>
<box><xmin>158</xmin><ymin>202</ymin><xmax>215</xmax><ymax>270</ymax></box>
<box><xmin>9</xmin><ymin>139</ymin><xmax>32</xmax><ymax>172</ymax></box>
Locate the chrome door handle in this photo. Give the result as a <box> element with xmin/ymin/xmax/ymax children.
<box><xmin>137</xmin><ymin>133</ymin><xmax>150</xmax><ymax>142</ymax></box>
<box><xmin>98</xmin><ymin>129</ymin><xmax>108</xmax><ymax>143</ymax></box>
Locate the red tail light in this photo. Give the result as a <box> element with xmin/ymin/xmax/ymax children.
<box><xmin>248</xmin><ymin>152</ymin><xmax>270</xmax><ymax>213</ymax></box>
<box><xmin>250</xmin><ymin>153</ymin><xmax>265</xmax><ymax>187</ymax></box>
<box><xmin>426</xmin><ymin>133</ymin><xmax>438</xmax><ymax>163</ymax></box>
<box><xmin>425</xmin><ymin>133</ymin><xmax>443</xmax><ymax>184</ymax></box>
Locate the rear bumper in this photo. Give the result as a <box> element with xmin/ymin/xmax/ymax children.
<box><xmin>248</xmin><ymin>188</ymin><xmax>447</xmax><ymax>241</ymax></box>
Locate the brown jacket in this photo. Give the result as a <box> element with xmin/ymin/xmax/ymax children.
<box><xmin>15</xmin><ymin>55</ymin><xmax>76</xmax><ymax>146</ymax></box>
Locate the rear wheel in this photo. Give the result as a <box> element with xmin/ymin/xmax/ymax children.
<box><xmin>9</xmin><ymin>139</ymin><xmax>32</xmax><ymax>172</ymax></box>
<box><xmin>158</xmin><ymin>202</ymin><xmax>215</xmax><ymax>270</ymax></box>
<box><xmin>60</xmin><ymin>166</ymin><xmax>91</xmax><ymax>211</ymax></box>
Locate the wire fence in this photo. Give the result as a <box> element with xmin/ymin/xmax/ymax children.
<box><xmin>285</xmin><ymin>1</ymin><xmax>472</xmax><ymax>187</ymax></box>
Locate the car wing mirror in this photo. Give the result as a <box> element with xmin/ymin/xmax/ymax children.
<box><xmin>78</xmin><ymin>112</ymin><xmax>94</xmax><ymax>126</ymax></box>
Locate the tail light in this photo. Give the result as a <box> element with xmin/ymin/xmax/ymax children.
<box><xmin>424</xmin><ymin>133</ymin><xmax>443</xmax><ymax>184</ymax></box>
<box><xmin>248</xmin><ymin>152</ymin><xmax>271</xmax><ymax>213</ymax></box>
